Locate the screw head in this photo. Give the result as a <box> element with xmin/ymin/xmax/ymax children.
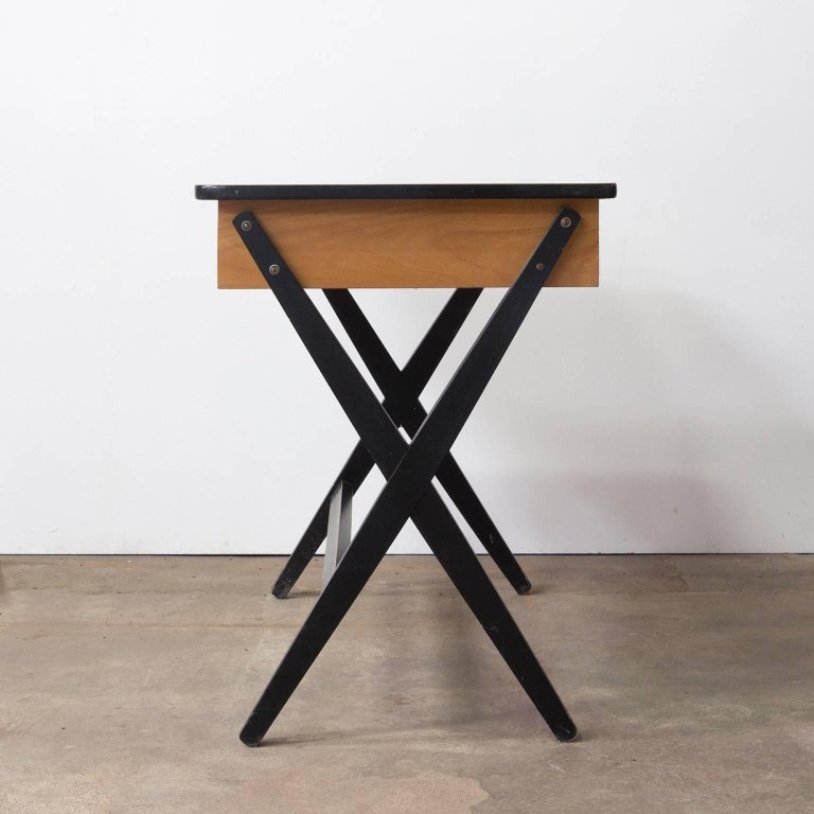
<box><xmin>240</xmin><ymin>220</ymin><xmax>252</xmax><ymax>232</ymax></box>
<box><xmin>560</xmin><ymin>216</ymin><xmax>572</xmax><ymax>228</ymax></box>
<box><xmin>535</xmin><ymin>262</ymin><xmax>545</xmax><ymax>271</ymax></box>
<box><xmin>269</xmin><ymin>264</ymin><xmax>280</xmax><ymax>275</ymax></box>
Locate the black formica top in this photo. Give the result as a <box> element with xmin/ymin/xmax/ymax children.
<box><xmin>195</xmin><ymin>183</ymin><xmax>617</xmax><ymax>201</ymax></box>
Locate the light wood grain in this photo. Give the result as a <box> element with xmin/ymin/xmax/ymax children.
<box><xmin>216</xmin><ymin>198</ymin><xmax>599</xmax><ymax>288</ymax></box>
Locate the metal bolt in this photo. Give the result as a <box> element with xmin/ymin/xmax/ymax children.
<box><xmin>535</xmin><ymin>262</ymin><xmax>544</xmax><ymax>271</ymax></box>
<box><xmin>240</xmin><ymin>220</ymin><xmax>252</xmax><ymax>232</ymax></box>
<box><xmin>269</xmin><ymin>264</ymin><xmax>280</xmax><ymax>275</ymax></box>
<box><xmin>560</xmin><ymin>216</ymin><xmax>572</xmax><ymax>228</ymax></box>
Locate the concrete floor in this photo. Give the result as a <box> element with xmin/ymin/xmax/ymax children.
<box><xmin>1</xmin><ymin>554</ymin><xmax>813</xmax><ymax>813</ymax></box>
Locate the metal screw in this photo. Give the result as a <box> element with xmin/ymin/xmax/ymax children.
<box><xmin>560</xmin><ymin>216</ymin><xmax>572</xmax><ymax>228</ymax></box>
<box><xmin>240</xmin><ymin>220</ymin><xmax>252</xmax><ymax>232</ymax></box>
<box><xmin>535</xmin><ymin>262</ymin><xmax>544</xmax><ymax>271</ymax></box>
<box><xmin>269</xmin><ymin>264</ymin><xmax>280</xmax><ymax>275</ymax></box>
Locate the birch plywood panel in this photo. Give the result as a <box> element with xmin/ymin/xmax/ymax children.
<box><xmin>217</xmin><ymin>198</ymin><xmax>599</xmax><ymax>289</ymax></box>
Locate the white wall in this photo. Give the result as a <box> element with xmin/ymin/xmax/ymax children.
<box><xmin>1</xmin><ymin>0</ymin><xmax>812</xmax><ymax>555</ymax></box>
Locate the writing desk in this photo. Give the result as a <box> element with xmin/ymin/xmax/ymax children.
<box><xmin>196</xmin><ymin>182</ymin><xmax>617</xmax><ymax>746</ymax></box>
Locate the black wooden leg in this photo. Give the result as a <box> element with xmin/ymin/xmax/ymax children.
<box><xmin>275</xmin><ymin>409</ymin><xmax>530</xmax><ymax>599</ymax></box>
<box><xmin>240</xmin><ymin>483</ymin><xmax>436</xmax><ymax>746</ymax></box>
<box><xmin>241</xmin><ymin>476</ymin><xmax>574</xmax><ymax>746</ymax></box>
<box><xmin>234</xmin><ymin>208</ymin><xmax>580</xmax><ymax>745</ymax></box>
<box><xmin>274</xmin><ymin>290</ymin><xmax>480</xmax><ymax>598</ymax></box>
<box><xmin>414</xmin><ymin>499</ymin><xmax>573</xmax><ymax>738</ymax></box>
<box><xmin>326</xmin><ymin>289</ymin><xmax>532</xmax><ymax>594</ymax></box>
<box><xmin>435</xmin><ymin>455</ymin><xmax>531</xmax><ymax>593</ymax></box>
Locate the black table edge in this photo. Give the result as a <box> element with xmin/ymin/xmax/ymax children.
<box><xmin>195</xmin><ymin>183</ymin><xmax>617</xmax><ymax>201</ymax></box>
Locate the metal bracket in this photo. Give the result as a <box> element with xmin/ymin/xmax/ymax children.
<box><xmin>322</xmin><ymin>481</ymin><xmax>352</xmax><ymax>589</ymax></box>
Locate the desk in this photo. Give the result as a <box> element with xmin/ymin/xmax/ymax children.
<box><xmin>196</xmin><ymin>183</ymin><xmax>617</xmax><ymax>746</ymax></box>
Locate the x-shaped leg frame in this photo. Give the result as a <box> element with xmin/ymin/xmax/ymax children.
<box><xmin>273</xmin><ymin>285</ymin><xmax>532</xmax><ymax>599</ymax></box>
<box><xmin>234</xmin><ymin>207</ymin><xmax>581</xmax><ymax>746</ymax></box>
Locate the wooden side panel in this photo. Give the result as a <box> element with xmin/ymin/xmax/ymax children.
<box><xmin>217</xmin><ymin>198</ymin><xmax>599</xmax><ymax>289</ymax></box>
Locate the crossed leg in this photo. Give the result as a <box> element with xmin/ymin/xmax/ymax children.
<box><xmin>272</xmin><ymin>288</ymin><xmax>531</xmax><ymax>598</ymax></box>
<box><xmin>235</xmin><ymin>207</ymin><xmax>581</xmax><ymax>746</ymax></box>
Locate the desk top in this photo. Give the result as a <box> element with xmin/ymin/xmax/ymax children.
<box><xmin>196</xmin><ymin>183</ymin><xmax>617</xmax><ymax>201</ymax></box>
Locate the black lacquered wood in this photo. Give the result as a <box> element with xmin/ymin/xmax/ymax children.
<box><xmin>234</xmin><ymin>209</ymin><xmax>580</xmax><ymax>747</ymax></box>
<box><xmin>272</xmin><ymin>290</ymin><xmax>481</xmax><ymax>599</ymax></box>
<box><xmin>324</xmin><ymin>288</ymin><xmax>532</xmax><ymax>594</ymax></box>
<box><xmin>195</xmin><ymin>183</ymin><xmax>616</xmax><ymax>200</ymax></box>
